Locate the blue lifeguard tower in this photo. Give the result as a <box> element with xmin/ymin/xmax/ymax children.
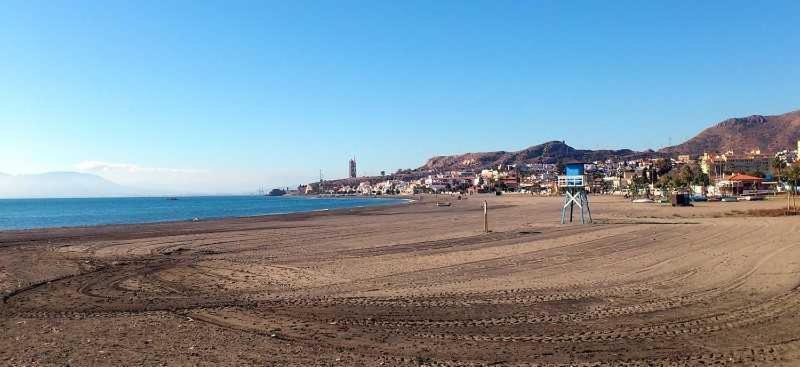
<box><xmin>559</xmin><ymin>162</ymin><xmax>592</xmax><ymax>224</ymax></box>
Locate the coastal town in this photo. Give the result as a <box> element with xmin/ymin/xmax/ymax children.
<box><xmin>6</xmin><ymin>1</ymin><xmax>800</xmax><ymax>365</ymax></box>
<box><xmin>297</xmin><ymin>140</ymin><xmax>800</xmax><ymax>200</ymax></box>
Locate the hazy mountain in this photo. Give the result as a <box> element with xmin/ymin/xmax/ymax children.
<box><xmin>0</xmin><ymin>172</ymin><xmax>138</xmax><ymax>198</ymax></box>
<box><xmin>418</xmin><ymin>141</ymin><xmax>646</xmax><ymax>171</ymax></box>
<box><xmin>660</xmin><ymin>110</ymin><xmax>800</xmax><ymax>155</ymax></box>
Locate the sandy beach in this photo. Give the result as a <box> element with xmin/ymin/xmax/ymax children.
<box><xmin>2</xmin><ymin>194</ymin><xmax>800</xmax><ymax>366</ymax></box>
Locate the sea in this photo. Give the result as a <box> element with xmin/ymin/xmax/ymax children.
<box><xmin>0</xmin><ymin>196</ymin><xmax>407</xmax><ymax>231</ymax></box>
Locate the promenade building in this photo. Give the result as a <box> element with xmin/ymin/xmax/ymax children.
<box><xmin>700</xmin><ymin>149</ymin><xmax>771</xmax><ymax>178</ymax></box>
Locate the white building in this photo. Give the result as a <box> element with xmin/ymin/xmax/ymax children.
<box><xmin>356</xmin><ymin>182</ymin><xmax>373</xmax><ymax>195</ymax></box>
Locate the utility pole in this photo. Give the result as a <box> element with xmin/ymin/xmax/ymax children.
<box><xmin>483</xmin><ymin>200</ymin><xmax>489</xmax><ymax>233</ymax></box>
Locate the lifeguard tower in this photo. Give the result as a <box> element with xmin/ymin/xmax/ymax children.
<box><xmin>558</xmin><ymin>162</ymin><xmax>592</xmax><ymax>224</ymax></box>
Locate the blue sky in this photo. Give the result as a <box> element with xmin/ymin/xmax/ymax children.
<box><xmin>1</xmin><ymin>1</ymin><xmax>799</xmax><ymax>193</ymax></box>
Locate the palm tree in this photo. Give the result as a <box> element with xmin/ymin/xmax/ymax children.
<box><xmin>785</xmin><ymin>164</ymin><xmax>800</xmax><ymax>212</ymax></box>
<box><xmin>771</xmin><ymin>157</ymin><xmax>787</xmax><ymax>182</ymax></box>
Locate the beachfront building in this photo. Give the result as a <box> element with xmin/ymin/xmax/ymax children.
<box><xmin>590</xmin><ymin>175</ymin><xmax>609</xmax><ymax>194</ymax></box>
<box><xmin>716</xmin><ymin>173</ymin><xmax>767</xmax><ymax>196</ymax></box>
<box><xmin>336</xmin><ymin>185</ymin><xmax>353</xmax><ymax>194</ymax></box>
<box><xmin>603</xmin><ymin>176</ymin><xmax>624</xmax><ymax>193</ymax></box>
<box><xmin>622</xmin><ymin>169</ymin><xmax>639</xmax><ymax>187</ymax></box>
<box><xmin>303</xmin><ymin>183</ymin><xmax>318</xmax><ymax>194</ymax></box>
<box><xmin>700</xmin><ymin>150</ymin><xmax>771</xmax><ymax>178</ymax></box>
<box><xmin>356</xmin><ymin>182</ymin><xmax>373</xmax><ymax>195</ymax></box>
<box><xmin>424</xmin><ymin>176</ymin><xmax>450</xmax><ymax>192</ymax></box>
<box><xmin>373</xmin><ymin>179</ymin><xmax>408</xmax><ymax>195</ymax></box>
<box><xmin>775</xmin><ymin>148</ymin><xmax>798</xmax><ymax>167</ymax></box>
<box><xmin>497</xmin><ymin>174</ymin><xmax>520</xmax><ymax>191</ymax></box>
<box><xmin>522</xmin><ymin>163</ymin><xmax>557</xmax><ymax>175</ymax></box>
<box><xmin>421</xmin><ymin>172</ymin><xmax>477</xmax><ymax>193</ymax></box>
<box><xmin>400</xmin><ymin>182</ymin><xmax>420</xmax><ymax>195</ymax></box>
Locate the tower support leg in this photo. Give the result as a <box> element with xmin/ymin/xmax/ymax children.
<box><xmin>569</xmin><ymin>200</ymin><xmax>574</xmax><ymax>223</ymax></box>
<box><xmin>561</xmin><ymin>188</ymin><xmax>592</xmax><ymax>225</ymax></box>
<box><xmin>584</xmin><ymin>191</ymin><xmax>593</xmax><ymax>223</ymax></box>
<box><xmin>579</xmin><ymin>193</ymin><xmax>585</xmax><ymax>224</ymax></box>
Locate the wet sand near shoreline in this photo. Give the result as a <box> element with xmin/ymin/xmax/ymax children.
<box><xmin>2</xmin><ymin>194</ymin><xmax>800</xmax><ymax>366</ymax></box>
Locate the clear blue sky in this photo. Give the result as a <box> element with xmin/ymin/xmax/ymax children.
<box><xmin>1</xmin><ymin>1</ymin><xmax>799</xmax><ymax>192</ymax></box>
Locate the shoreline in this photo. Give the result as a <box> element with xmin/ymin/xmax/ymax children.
<box><xmin>0</xmin><ymin>196</ymin><xmax>417</xmax><ymax>239</ymax></box>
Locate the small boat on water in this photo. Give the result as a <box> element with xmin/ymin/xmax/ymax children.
<box><xmin>165</xmin><ymin>197</ymin><xmax>178</xmax><ymax>201</ymax></box>
<box><xmin>436</xmin><ymin>202</ymin><xmax>452</xmax><ymax>207</ymax></box>
<box><xmin>632</xmin><ymin>198</ymin><xmax>654</xmax><ymax>203</ymax></box>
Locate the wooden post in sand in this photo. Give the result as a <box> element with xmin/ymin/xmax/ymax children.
<box><xmin>483</xmin><ymin>200</ymin><xmax>489</xmax><ymax>233</ymax></box>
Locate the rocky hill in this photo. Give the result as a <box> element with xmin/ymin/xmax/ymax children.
<box><xmin>415</xmin><ymin>109</ymin><xmax>800</xmax><ymax>173</ymax></box>
<box><xmin>660</xmin><ymin>110</ymin><xmax>800</xmax><ymax>155</ymax></box>
<box><xmin>418</xmin><ymin>141</ymin><xmax>645</xmax><ymax>171</ymax></box>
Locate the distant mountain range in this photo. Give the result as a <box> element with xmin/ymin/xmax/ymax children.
<box><xmin>0</xmin><ymin>172</ymin><xmax>137</xmax><ymax>198</ymax></box>
<box><xmin>414</xmin><ymin>109</ymin><xmax>800</xmax><ymax>172</ymax></box>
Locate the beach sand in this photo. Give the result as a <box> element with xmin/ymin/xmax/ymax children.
<box><xmin>2</xmin><ymin>194</ymin><xmax>800</xmax><ymax>366</ymax></box>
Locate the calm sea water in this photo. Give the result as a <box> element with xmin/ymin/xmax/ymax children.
<box><xmin>0</xmin><ymin>196</ymin><xmax>406</xmax><ymax>231</ymax></box>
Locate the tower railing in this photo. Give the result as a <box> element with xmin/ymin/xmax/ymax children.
<box><xmin>557</xmin><ymin>175</ymin><xmax>587</xmax><ymax>188</ymax></box>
